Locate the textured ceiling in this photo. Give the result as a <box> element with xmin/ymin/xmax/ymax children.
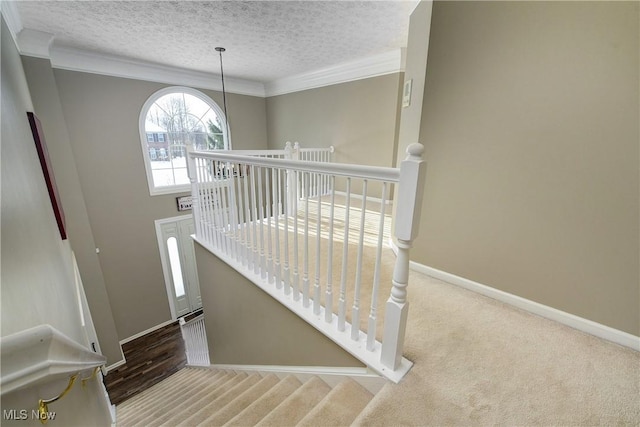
<box><xmin>15</xmin><ymin>1</ymin><xmax>418</xmax><ymax>83</ymax></box>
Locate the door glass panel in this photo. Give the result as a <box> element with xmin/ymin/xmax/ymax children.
<box><xmin>167</xmin><ymin>237</ymin><xmax>185</xmax><ymax>297</ymax></box>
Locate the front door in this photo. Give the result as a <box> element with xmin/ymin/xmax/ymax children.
<box><xmin>157</xmin><ymin>216</ymin><xmax>202</xmax><ymax>318</ymax></box>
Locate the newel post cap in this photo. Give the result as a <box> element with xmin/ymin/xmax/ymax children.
<box><xmin>406</xmin><ymin>143</ymin><xmax>424</xmax><ymax>160</ymax></box>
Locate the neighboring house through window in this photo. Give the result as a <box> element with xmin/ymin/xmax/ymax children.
<box><xmin>139</xmin><ymin>86</ymin><xmax>229</xmax><ymax>195</ymax></box>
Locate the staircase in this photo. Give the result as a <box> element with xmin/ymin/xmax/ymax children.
<box><xmin>116</xmin><ymin>367</ymin><xmax>375</xmax><ymax>426</ymax></box>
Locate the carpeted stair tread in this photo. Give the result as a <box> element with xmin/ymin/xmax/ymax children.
<box><xmin>175</xmin><ymin>373</ymin><xmax>262</xmax><ymax>426</ymax></box>
<box><xmin>255</xmin><ymin>376</ymin><xmax>332</xmax><ymax>427</ymax></box>
<box><xmin>156</xmin><ymin>371</ymin><xmax>248</xmax><ymax>426</ymax></box>
<box><xmin>160</xmin><ymin>371</ymin><xmax>250</xmax><ymax>426</ymax></box>
<box><xmin>118</xmin><ymin>368</ymin><xmax>220</xmax><ymax>425</ymax></box>
<box><xmin>201</xmin><ymin>374</ymin><xmax>281</xmax><ymax>426</ymax></box>
<box><xmin>155</xmin><ymin>371</ymin><xmax>243</xmax><ymax>426</ymax></box>
<box><xmin>224</xmin><ymin>375</ymin><xmax>303</xmax><ymax>426</ymax></box>
<box><xmin>141</xmin><ymin>371</ymin><xmax>237</xmax><ymax>425</ymax></box>
<box><xmin>132</xmin><ymin>370</ymin><xmax>229</xmax><ymax>425</ymax></box>
<box><xmin>120</xmin><ymin>368</ymin><xmax>211</xmax><ymax>415</ymax></box>
<box><xmin>297</xmin><ymin>379</ymin><xmax>373</xmax><ymax>427</ymax></box>
<box><xmin>118</xmin><ymin>367</ymin><xmax>201</xmax><ymax>410</ymax></box>
<box><xmin>119</xmin><ymin>368</ymin><xmax>218</xmax><ymax>425</ymax></box>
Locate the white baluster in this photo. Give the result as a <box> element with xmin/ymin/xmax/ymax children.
<box><xmin>367</xmin><ymin>182</ymin><xmax>387</xmax><ymax>351</ymax></box>
<box><xmin>381</xmin><ymin>143</ymin><xmax>426</xmax><ymax>370</ymax></box>
<box><xmin>213</xmin><ymin>166</ymin><xmax>229</xmax><ymax>254</ymax></box>
<box><xmin>338</xmin><ymin>178</ymin><xmax>351</xmax><ymax>332</ymax></box>
<box><xmin>303</xmin><ymin>173</ymin><xmax>310</xmax><ymax>307</ymax></box>
<box><xmin>273</xmin><ymin>168</ymin><xmax>282</xmax><ymax>288</ymax></box>
<box><xmin>250</xmin><ymin>165</ymin><xmax>259</xmax><ymax>274</ymax></box>
<box><xmin>282</xmin><ymin>169</ymin><xmax>291</xmax><ymax>295</ymax></box>
<box><xmin>265</xmin><ymin>166</ymin><xmax>274</xmax><ymax>283</ymax></box>
<box><xmin>351</xmin><ymin>180</ymin><xmax>368</xmax><ymax>341</ymax></box>
<box><xmin>257</xmin><ymin>166</ymin><xmax>266</xmax><ymax>279</ymax></box>
<box><xmin>227</xmin><ymin>161</ymin><xmax>239</xmax><ymax>261</ymax></box>
<box><xmin>292</xmin><ymin>170</ymin><xmax>300</xmax><ymax>301</ymax></box>
<box><xmin>235</xmin><ymin>163</ymin><xmax>247</xmax><ymax>267</ymax></box>
<box><xmin>285</xmin><ymin>142</ymin><xmax>295</xmax><ymax>218</ymax></box>
<box><xmin>325</xmin><ymin>176</ymin><xmax>336</xmax><ymax>323</ymax></box>
<box><xmin>243</xmin><ymin>164</ymin><xmax>253</xmax><ymax>270</ymax></box>
<box><xmin>186</xmin><ymin>145</ymin><xmax>201</xmax><ymax>239</ymax></box>
<box><xmin>313</xmin><ymin>180</ymin><xmax>322</xmax><ymax>315</ymax></box>
<box><xmin>209</xmin><ymin>161</ymin><xmax>219</xmax><ymax>249</ymax></box>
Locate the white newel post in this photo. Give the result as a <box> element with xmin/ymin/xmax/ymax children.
<box><xmin>381</xmin><ymin>143</ymin><xmax>426</xmax><ymax>370</ymax></box>
<box><xmin>186</xmin><ymin>143</ymin><xmax>202</xmax><ymax>238</ymax></box>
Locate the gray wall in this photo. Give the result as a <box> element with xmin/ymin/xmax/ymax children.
<box><xmin>266</xmin><ymin>74</ymin><xmax>403</xmax><ymax>170</ymax></box>
<box><xmin>21</xmin><ymin>57</ymin><xmax>122</xmax><ymax>365</ymax></box>
<box><xmin>1</xmin><ymin>16</ymin><xmax>112</xmax><ymax>425</ymax></box>
<box><xmin>410</xmin><ymin>1</ymin><xmax>639</xmax><ymax>335</ymax></box>
<box><xmin>44</xmin><ymin>69</ymin><xmax>268</xmax><ymax>340</ymax></box>
<box><xmin>195</xmin><ymin>243</ymin><xmax>364</xmax><ymax>367</ymax></box>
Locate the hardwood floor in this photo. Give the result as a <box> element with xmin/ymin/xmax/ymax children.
<box><xmin>104</xmin><ymin>321</ymin><xmax>187</xmax><ymax>405</ymax></box>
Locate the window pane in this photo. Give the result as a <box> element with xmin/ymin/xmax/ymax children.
<box><xmin>142</xmin><ymin>88</ymin><xmax>228</xmax><ymax>193</ymax></box>
<box><xmin>167</xmin><ymin>237</ymin><xmax>185</xmax><ymax>297</ymax></box>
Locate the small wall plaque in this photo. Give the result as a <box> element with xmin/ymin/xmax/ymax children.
<box><xmin>177</xmin><ymin>196</ymin><xmax>193</xmax><ymax>211</ymax></box>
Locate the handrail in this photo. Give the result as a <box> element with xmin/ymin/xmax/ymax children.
<box><xmin>224</xmin><ymin>149</ymin><xmax>287</xmax><ymax>156</ymax></box>
<box><xmin>190</xmin><ymin>150</ymin><xmax>401</xmax><ymax>183</ymax></box>
<box><xmin>0</xmin><ymin>324</ymin><xmax>106</xmax><ymax>396</ymax></box>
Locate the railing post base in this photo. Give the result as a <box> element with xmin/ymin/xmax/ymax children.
<box><xmin>381</xmin><ymin>299</ymin><xmax>409</xmax><ymax>370</ymax></box>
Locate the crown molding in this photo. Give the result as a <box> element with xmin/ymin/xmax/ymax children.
<box><xmin>48</xmin><ymin>46</ymin><xmax>266</xmax><ymax>97</ymax></box>
<box><xmin>264</xmin><ymin>49</ymin><xmax>404</xmax><ymax>97</ymax></box>
<box><xmin>0</xmin><ymin>0</ymin><xmax>23</xmax><ymax>42</ymax></box>
<box><xmin>16</xmin><ymin>28</ymin><xmax>53</xmax><ymax>59</ymax></box>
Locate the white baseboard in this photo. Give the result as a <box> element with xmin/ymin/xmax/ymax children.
<box><xmin>207</xmin><ymin>364</ymin><xmax>386</xmax><ymax>394</ymax></box>
<box><xmin>415</xmin><ymin>262</ymin><xmax>640</xmax><ymax>352</ymax></box>
<box><xmin>388</xmin><ymin>239</ymin><xmax>640</xmax><ymax>352</ymax></box>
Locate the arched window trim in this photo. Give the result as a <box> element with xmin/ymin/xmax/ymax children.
<box><xmin>138</xmin><ymin>86</ymin><xmax>231</xmax><ymax>196</ymax></box>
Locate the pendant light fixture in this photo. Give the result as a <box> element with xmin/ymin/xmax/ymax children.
<box><xmin>215</xmin><ymin>47</ymin><xmax>231</xmax><ymax>149</ymax></box>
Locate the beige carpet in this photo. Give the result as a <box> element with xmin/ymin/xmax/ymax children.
<box><xmin>116</xmin><ymin>369</ymin><xmax>373</xmax><ymax>426</ymax></box>
<box><xmin>354</xmin><ymin>269</ymin><xmax>640</xmax><ymax>425</ymax></box>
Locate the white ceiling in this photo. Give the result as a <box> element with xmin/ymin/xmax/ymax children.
<box><xmin>12</xmin><ymin>1</ymin><xmax>418</xmax><ymax>85</ymax></box>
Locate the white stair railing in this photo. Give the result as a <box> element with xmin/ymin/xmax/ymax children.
<box><xmin>186</xmin><ymin>143</ymin><xmax>425</xmax><ymax>382</ymax></box>
<box><xmin>179</xmin><ymin>314</ymin><xmax>210</xmax><ymax>367</ymax></box>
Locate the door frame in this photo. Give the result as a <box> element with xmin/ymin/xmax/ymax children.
<box><xmin>155</xmin><ymin>213</ymin><xmax>194</xmax><ymax>320</ymax></box>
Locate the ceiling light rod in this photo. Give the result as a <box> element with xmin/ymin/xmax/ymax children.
<box><xmin>215</xmin><ymin>47</ymin><xmax>230</xmax><ymax>148</ymax></box>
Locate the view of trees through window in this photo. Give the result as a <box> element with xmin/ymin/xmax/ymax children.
<box><xmin>143</xmin><ymin>90</ymin><xmax>226</xmax><ymax>190</ymax></box>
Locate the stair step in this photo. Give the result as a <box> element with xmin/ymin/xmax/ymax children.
<box><xmin>297</xmin><ymin>379</ymin><xmax>374</xmax><ymax>427</ymax></box>
<box><xmin>149</xmin><ymin>371</ymin><xmax>236</xmax><ymax>425</ymax></box>
<box><xmin>225</xmin><ymin>375</ymin><xmax>302</xmax><ymax>426</ymax></box>
<box><xmin>155</xmin><ymin>371</ymin><xmax>242</xmax><ymax>426</ymax></box>
<box><xmin>118</xmin><ymin>367</ymin><xmax>199</xmax><ymax>410</ymax></box>
<box><xmin>255</xmin><ymin>376</ymin><xmax>332</xmax><ymax>427</ymax></box>
<box><xmin>202</xmin><ymin>374</ymin><xmax>281</xmax><ymax>426</ymax></box>
<box><xmin>117</xmin><ymin>368</ymin><xmax>380</xmax><ymax>427</ymax></box>
<box><xmin>175</xmin><ymin>373</ymin><xmax>262</xmax><ymax>426</ymax></box>
<box><xmin>119</xmin><ymin>368</ymin><xmax>218</xmax><ymax>425</ymax></box>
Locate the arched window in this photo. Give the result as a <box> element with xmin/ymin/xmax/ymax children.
<box><xmin>139</xmin><ymin>87</ymin><xmax>229</xmax><ymax>195</ymax></box>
